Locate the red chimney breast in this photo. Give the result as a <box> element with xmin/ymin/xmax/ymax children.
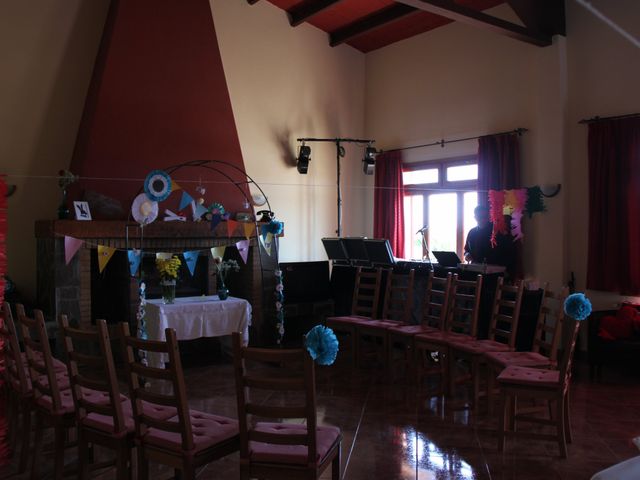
<box><xmin>70</xmin><ymin>0</ymin><xmax>248</xmax><ymax>218</ymax></box>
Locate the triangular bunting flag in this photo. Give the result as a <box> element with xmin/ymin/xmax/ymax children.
<box><xmin>226</xmin><ymin>219</ymin><xmax>239</xmax><ymax>237</ymax></box>
<box><xmin>235</xmin><ymin>239</ymin><xmax>250</xmax><ymax>264</ymax></box>
<box><xmin>210</xmin><ymin>213</ymin><xmax>222</xmax><ymax>231</ymax></box>
<box><xmin>193</xmin><ymin>202</ymin><xmax>208</xmax><ymax>220</ymax></box>
<box><xmin>261</xmin><ymin>224</ymin><xmax>269</xmax><ymax>241</ymax></box>
<box><xmin>97</xmin><ymin>245</ymin><xmax>117</xmax><ymax>273</ymax></box>
<box><xmin>179</xmin><ymin>191</ymin><xmax>194</xmax><ymax>211</ymax></box>
<box><xmin>260</xmin><ymin>233</ymin><xmax>273</xmax><ymax>256</ymax></box>
<box><xmin>210</xmin><ymin>246</ymin><xmax>226</xmax><ymax>260</ymax></box>
<box><xmin>156</xmin><ymin>252</ymin><xmax>172</xmax><ymax>260</ymax></box>
<box><xmin>183</xmin><ymin>250</ymin><xmax>199</xmax><ymax>276</ymax></box>
<box><xmin>64</xmin><ymin>236</ymin><xmax>83</xmax><ymax>265</ymax></box>
<box><xmin>127</xmin><ymin>249</ymin><xmax>142</xmax><ymax>276</ymax></box>
<box><xmin>171</xmin><ymin>180</ymin><xmax>182</xmax><ymax>192</ymax></box>
<box><xmin>243</xmin><ymin>222</ymin><xmax>255</xmax><ymax>240</ymax></box>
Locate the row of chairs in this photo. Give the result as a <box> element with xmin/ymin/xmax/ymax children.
<box><xmin>0</xmin><ymin>303</ymin><xmax>342</xmax><ymax>479</ymax></box>
<box><xmin>326</xmin><ymin>268</ymin><xmax>582</xmax><ymax>458</ymax></box>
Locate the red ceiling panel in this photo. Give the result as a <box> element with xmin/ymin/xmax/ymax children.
<box><xmin>266</xmin><ymin>0</ymin><xmax>507</xmax><ymax>52</ymax></box>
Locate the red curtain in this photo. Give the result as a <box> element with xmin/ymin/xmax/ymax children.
<box><xmin>374</xmin><ymin>150</ymin><xmax>405</xmax><ymax>258</ymax></box>
<box><xmin>587</xmin><ymin>117</ymin><xmax>640</xmax><ymax>295</ymax></box>
<box><xmin>477</xmin><ymin>133</ymin><xmax>522</xmax><ymax>278</ymax></box>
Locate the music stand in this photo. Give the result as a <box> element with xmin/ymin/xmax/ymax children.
<box><xmin>363</xmin><ymin>239</ymin><xmax>395</xmax><ymax>266</ymax></box>
<box><xmin>321</xmin><ymin>238</ymin><xmax>349</xmax><ymax>265</ymax></box>
<box><xmin>341</xmin><ymin>237</ymin><xmax>370</xmax><ymax>266</ymax></box>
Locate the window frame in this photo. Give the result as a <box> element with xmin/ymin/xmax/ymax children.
<box><xmin>403</xmin><ymin>155</ymin><xmax>478</xmax><ymax>260</ymax></box>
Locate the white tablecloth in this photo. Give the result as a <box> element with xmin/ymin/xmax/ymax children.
<box><xmin>145</xmin><ymin>295</ymin><xmax>252</xmax><ymax>368</ymax></box>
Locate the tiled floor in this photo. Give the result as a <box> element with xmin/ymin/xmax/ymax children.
<box><xmin>1</xmin><ymin>355</ymin><xmax>639</xmax><ymax>479</ymax></box>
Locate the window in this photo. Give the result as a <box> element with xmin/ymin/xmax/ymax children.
<box><xmin>403</xmin><ymin>157</ymin><xmax>478</xmax><ymax>262</ymax></box>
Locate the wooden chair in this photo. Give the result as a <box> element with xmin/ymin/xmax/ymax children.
<box><xmin>325</xmin><ymin>267</ymin><xmax>383</xmax><ymax>365</ymax></box>
<box><xmin>447</xmin><ymin>278</ymin><xmax>524</xmax><ymax>407</ymax></box>
<box><xmin>497</xmin><ymin>314</ymin><xmax>583</xmax><ymax>457</ymax></box>
<box><xmin>484</xmin><ymin>286</ymin><xmax>567</xmax><ymax>413</ymax></box>
<box><xmin>355</xmin><ymin>269</ymin><xmax>415</xmax><ymax>369</ymax></box>
<box><xmin>119</xmin><ymin>323</ymin><xmax>239</xmax><ymax>479</ymax></box>
<box><xmin>232</xmin><ymin>332</ymin><xmax>341</xmax><ymax>480</ymax></box>
<box><xmin>414</xmin><ymin>274</ymin><xmax>483</xmax><ymax>395</ymax></box>
<box><xmin>387</xmin><ymin>272</ymin><xmax>452</xmax><ymax>379</ymax></box>
<box><xmin>17</xmin><ymin>308</ymin><xmax>76</xmax><ymax>480</ymax></box>
<box><xmin>59</xmin><ymin>316</ymin><xmax>162</xmax><ymax>479</ymax></box>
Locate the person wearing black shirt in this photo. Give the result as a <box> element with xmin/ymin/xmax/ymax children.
<box><xmin>464</xmin><ymin>205</ymin><xmax>515</xmax><ymax>275</ymax></box>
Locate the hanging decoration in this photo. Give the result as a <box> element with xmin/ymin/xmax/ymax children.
<box><xmin>243</xmin><ymin>222</ymin><xmax>255</xmax><ymax>240</ymax></box>
<box><xmin>235</xmin><ymin>239</ymin><xmax>250</xmax><ymax>264</ymax></box>
<box><xmin>144</xmin><ymin>170</ymin><xmax>172</xmax><ymax>202</ymax></box>
<box><xmin>487</xmin><ymin>187</ymin><xmax>548</xmax><ymax>243</ymax></box>
<box><xmin>127</xmin><ymin>249</ymin><xmax>142</xmax><ymax>276</ymax></box>
<box><xmin>64</xmin><ymin>236</ymin><xmax>84</xmax><ymax>265</ymax></box>
<box><xmin>211</xmin><ymin>246</ymin><xmax>226</xmax><ymax>260</ymax></box>
<box><xmin>487</xmin><ymin>190</ymin><xmax>507</xmax><ymax>247</ymax></box>
<box><xmin>210</xmin><ymin>213</ymin><xmax>222</xmax><ymax>231</ymax></box>
<box><xmin>97</xmin><ymin>245</ymin><xmax>117</xmax><ymax>273</ymax></box>
<box><xmin>226</xmin><ymin>219</ymin><xmax>239</xmax><ymax>237</ymax></box>
<box><xmin>275</xmin><ymin>268</ymin><xmax>285</xmax><ymax>345</ymax></box>
<box><xmin>525</xmin><ymin>186</ymin><xmax>547</xmax><ymax>217</ymax></box>
<box><xmin>136</xmin><ymin>281</ymin><xmax>148</xmax><ymax>367</ymax></box>
<box><xmin>261</xmin><ymin>219</ymin><xmax>284</xmax><ymax>238</ymax></box>
<box><xmin>305</xmin><ymin>325</ymin><xmax>339</xmax><ymax>365</ymax></box>
<box><xmin>183</xmin><ymin>250</ymin><xmax>200</xmax><ymax>276</ymax></box>
<box><xmin>131</xmin><ymin>193</ymin><xmax>159</xmax><ymax>226</ymax></box>
<box><xmin>178</xmin><ymin>191</ymin><xmax>194</xmax><ymax>211</ymax></box>
<box><xmin>208</xmin><ymin>202</ymin><xmax>225</xmax><ymax>216</ymax></box>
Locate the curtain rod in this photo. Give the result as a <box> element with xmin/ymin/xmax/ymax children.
<box><xmin>578</xmin><ymin>112</ymin><xmax>640</xmax><ymax>124</ymax></box>
<box><xmin>382</xmin><ymin>128</ymin><xmax>528</xmax><ymax>153</ymax></box>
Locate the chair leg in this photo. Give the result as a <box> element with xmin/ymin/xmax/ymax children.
<box><xmin>332</xmin><ymin>446</ymin><xmax>341</xmax><ymax>479</ymax></box>
<box><xmin>115</xmin><ymin>444</ymin><xmax>129</xmax><ymax>480</ymax></box>
<box><xmin>509</xmin><ymin>395</ymin><xmax>517</xmax><ymax>432</ymax></box>
<box><xmin>77</xmin><ymin>429</ymin><xmax>90</xmax><ymax>480</ymax></box>
<box><xmin>17</xmin><ymin>405</ymin><xmax>31</xmax><ymax>474</ymax></box>
<box><xmin>498</xmin><ymin>390</ymin><xmax>507</xmax><ymax>452</ymax></box>
<box><xmin>30</xmin><ymin>413</ymin><xmax>44</xmax><ymax>480</ymax></box>
<box><xmin>137</xmin><ymin>447</ymin><xmax>149</xmax><ymax>480</ymax></box>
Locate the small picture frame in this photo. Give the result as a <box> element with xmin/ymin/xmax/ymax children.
<box><xmin>73</xmin><ymin>201</ymin><xmax>92</xmax><ymax>221</ymax></box>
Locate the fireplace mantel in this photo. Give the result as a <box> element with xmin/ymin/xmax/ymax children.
<box><xmin>35</xmin><ymin>220</ymin><xmax>274</xmax><ymax>345</ymax></box>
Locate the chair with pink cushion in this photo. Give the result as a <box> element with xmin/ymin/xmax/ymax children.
<box><xmin>497</xmin><ymin>313</ymin><xmax>583</xmax><ymax>457</ymax></box>
<box><xmin>484</xmin><ymin>285</ymin><xmax>567</xmax><ymax>412</ymax></box>
<box><xmin>232</xmin><ymin>331</ymin><xmax>342</xmax><ymax>480</ymax></box>
<box><xmin>355</xmin><ymin>269</ymin><xmax>415</xmax><ymax>369</ymax></box>
<box><xmin>59</xmin><ymin>316</ymin><xmax>177</xmax><ymax>479</ymax></box>
<box><xmin>119</xmin><ymin>323</ymin><xmax>239</xmax><ymax>479</ymax></box>
<box><xmin>387</xmin><ymin>272</ymin><xmax>452</xmax><ymax>379</ymax></box>
<box><xmin>325</xmin><ymin>267</ymin><xmax>383</xmax><ymax>366</ymax></box>
<box><xmin>17</xmin><ymin>308</ymin><xmax>75</xmax><ymax>479</ymax></box>
<box><xmin>414</xmin><ymin>274</ymin><xmax>483</xmax><ymax>395</ymax></box>
<box><xmin>447</xmin><ymin>278</ymin><xmax>524</xmax><ymax>408</ymax></box>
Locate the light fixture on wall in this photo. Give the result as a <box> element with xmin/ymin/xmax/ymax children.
<box><xmin>362</xmin><ymin>143</ymin><xmax>376</xmax><ymax>175</ymax></box>
<box><xmin>296</xmin><ymin>136</ymin><xmax>375</xmax><ymax>236</ymax></box>
<box><xmin>296</xmin><ymin>143</ymin><xmax>311</xmax><ymax>174</ymax></box>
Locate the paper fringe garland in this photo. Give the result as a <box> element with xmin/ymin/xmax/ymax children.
<box><xmin>487</xmin><ymin>187</ymin><xmax>548</xmax><ymax>243</ymax></box>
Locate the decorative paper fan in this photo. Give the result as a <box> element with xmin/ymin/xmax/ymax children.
<box><xmin>144</xmin><ymin>170</ymin><xmax>172</xmax><ymax>202</ymax></box>
<box><xmin>131</xmin><ymin>193</ymin><xmax>158</xmax><ymax>225</ymax></box>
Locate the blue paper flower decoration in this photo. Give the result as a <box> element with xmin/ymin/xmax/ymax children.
<box><xmin>262</xmin><ymin>220</ymin><xmax>284</xmax><ymax>236</ymax></box>
<box><xmin>563</xmin><ymin>293</ymin><xmax>592</xmax><ymax>321</ymax></box>
<box><xmin>305</xmin><ymin>325</ymin><xmax>339</xmax><ymax>366</ymax></box>
<box><xmin>144</xmin><ymin>170</ymin><xmax>172</xmax><ymax>202</ymax></box>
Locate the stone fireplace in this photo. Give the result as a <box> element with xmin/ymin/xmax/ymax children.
<box><xmin>36</xmin><ymin>220</ymin><xmax>275</xmax><ymax>345</ymax></box>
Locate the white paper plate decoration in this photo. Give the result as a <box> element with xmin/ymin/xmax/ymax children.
<box><xmin>144</xmin><ymin>170</ymin><xmax>172</xmax><ymax>202</ymax></box>
<box><xmin>132</xmin><ymin>193</ymin><xmax>158</xmax><ymax>225</ymax></box>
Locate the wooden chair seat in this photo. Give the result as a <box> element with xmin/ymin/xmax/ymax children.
<box><xmin>143</xmin><ymin>410</ymin><xmax>238</xmax><ymax>453</ymax></box>
<box><xmin>415</xmin><ymin>330</ymin><xmax>475</xmax><ymax>345</ymax></box>
<box><xmin>82</xmin><ymin>399</ymin><xmax>176</xmax><ymax>436</ymax></box>
<box><xmin>497</xmin><ymin>365</ymin><xmax>561</xmax><ymax>388</ymax></box>
<box><xmin>250</xmin><ymin>423</ymin><xmax>341</xmax><ymax>465</ymax></box>
<box><xmin>448</xmin><ymin>339</ymin><xmax>511</xmax><ymax>355</ymax></box>
<box><xmin>13</xmin><ymin>368</ymin><xmax>69</xmax><ymax>392</ymax></box>
<box><xmin>388</xmin><ymin>324</ymin><xmax>438</xmax><ymax>336</ymax></box>
<box><xmin>325</xmin><ymin>315</ymin><xmax>371</xmax><ymax>325</ymax></box>
<box><xmin>484</xmin><ymin>350</ymin><xmax>553</xmax><ymax>369</ymax></box>
<box><xmin>21</xmin><ymin>351</ymin><xmax>67</xmax><ymax>373</ymax></box>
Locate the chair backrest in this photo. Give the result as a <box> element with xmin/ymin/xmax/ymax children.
<box><xmin>446</xmin><ymin>274</ymin><xmax>483</xmax><ymax>337</ymax></box>
<box><xmin>17</xmin><ymin>308</ymin><xmax>65</xmax><ymax>412</ymax></box>
<box><xmin>119</xmin><ymin>323</ymin><xmax>193</xmax><ymax>450</ymax></box>
<box><xmin>0</xmin><ymin>302</ymin><xmax>30</xmax><ymax>396</ymax></box>
<box><xmin>381</xmin><ymin>269</ymin><xmax>415</xmax><ymax>323</ymax></box>
<box><xmin>559</xmin><ymin>317</ymin><xmax>582</xmax><ymax>391</ymax></box>
<box><xmin>59</xmin><ymin>317</ymin><xmax>127</xmax><ymax>435</ymax></box>
<box><xmin>232</xmin><ymin>332</ymin><xmax>317</xmax><ymax>465</ymax></box>
<box><xmin>422</xmin><ymin>272</ymin><xmax>452</xmax><ymax>330</ymax></box>
<box><xmin>487</xmin><ymin>278</ymin><xmax>525</xmax><ymax>348</ymax></box>
<box><xmin>350</xmin><ymin>267</ymin><xmax>382</xmax><ymax>319</ymax></box>
<box><xmin>531</xmin><ymin>286</ymin><xmax>568</xmax><ymax>364</ymax></box>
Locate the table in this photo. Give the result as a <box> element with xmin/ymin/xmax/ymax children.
<box><xmin>144</xmin><ymin>295</ymin><xmax>252</xmax><ymax>368</ymax></box>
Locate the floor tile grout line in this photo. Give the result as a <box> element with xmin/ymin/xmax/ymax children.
<box><xmin>341</xmin><ymin>378</ymin><xmax>373</xmax><ymax>480</ymax></box>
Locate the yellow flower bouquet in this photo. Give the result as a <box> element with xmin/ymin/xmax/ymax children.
<box><xmin>156</xmin><ymin>255</ymin><xmax>181</xmax><ymax>303</ymax></box>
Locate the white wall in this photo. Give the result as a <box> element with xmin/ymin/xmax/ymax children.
<box><xmin>0</xmin><ymin>0</ymin><xmax>110</xmax><ymax>299</ymax></box>
<box><xmin>211</xmin><ymin>0</ymin><xmax>368</xmax><ymax>263</ymax></box>
<box><xmin>364</xmin><ymin>4</ymin><xmax>567</xmax><ymax>289</ymax></box>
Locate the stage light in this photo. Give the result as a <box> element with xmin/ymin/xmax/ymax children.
<box><xmin>297</xmin><ymin>144</ymin><xmax>311</xmax><ymax>174</ymax></box>
<box><xmin>362</xmin><ymin>145</ymin><xmax>376</xmax><ymax>175</ymax></box>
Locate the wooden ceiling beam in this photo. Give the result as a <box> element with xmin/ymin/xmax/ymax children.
<box><xmin>288</xmin><ymin>0</ymin><xmax>343</xmax><ymax>27</ymax></box>
<box><xmin>329</xmin><ymin>3</ymin><xmax>417</xmax><ymax>47</ymax></box>
<box><xmin>507</xmin><ymin>0</ymin><xmax>565</xmax><ymax>36</ymax></box>
<box><xmin>394</xmin><ymin>0</ymin><xmax>552</xmax><ymax>46</ymax></box>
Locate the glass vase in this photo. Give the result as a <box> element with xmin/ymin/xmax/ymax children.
<box><xmin>217</xmin><ymin>280</ymin><xmax>229</xmax><ymax>300</ymax></box>
<box><xmin>160</xmin><ymin>279</ymin><xmax>176</xmax><ymax>304</ymax></box>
